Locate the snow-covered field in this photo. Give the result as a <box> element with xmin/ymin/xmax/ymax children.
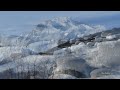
<box><xmin>0</xmin><ymin>17</ymin><xmax>120</xmax><ymax>79</ymax></box>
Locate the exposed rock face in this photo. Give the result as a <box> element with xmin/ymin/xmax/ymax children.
<box><xmin>42</xmin><ymin>28</ymin><xmax>120</xmax><ymax>56</ymax></box>
<box><xmin>29</xmin><ymin>28</ymin><xmax>120</xmax><ymax>79</ymax></box>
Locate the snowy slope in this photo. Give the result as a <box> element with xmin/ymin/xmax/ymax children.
<box><xmin>0</xmin><ymin>17</ymin><xmax>106</xmax><ymax>53</ymax></box>
<box><xmin>27</xmin><ymin>17</ymin><xmax>106</xmax><ymax>41</ymax></box>
<box><xmin>22</xmin><ymin>17</ymin><xmax>106</xmax><ymax>53</ymax></box>
<box><xmin>1</xmin><ymin>17</ymin><xmax>120</xmax><ymax>79</ymax></box>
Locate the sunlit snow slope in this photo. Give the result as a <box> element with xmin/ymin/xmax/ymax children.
<box><xmin>1</xmin><ymin>17</ymin><xmax>120</xmax><ymax>79</ymax></box>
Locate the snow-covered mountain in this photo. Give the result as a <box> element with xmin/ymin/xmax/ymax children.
<box><xmin>1</xmin><ymin>17</ymin><xmax>120</xmax><ymax>79</ymax></box>
<box><xmin>27</xmin><ymin>17</ymin><xmax>106</xmax><ymax>40</ymax></box>
<box><xmin>0</xmin><ymin>17</ymin><xmax>106</xmax><ymax>53</ymax></box>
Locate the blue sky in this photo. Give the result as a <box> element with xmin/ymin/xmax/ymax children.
<box><xmin>0</xmin><ymin>11</ymin><xmax>120</xmax><ymax>36</ymax></box>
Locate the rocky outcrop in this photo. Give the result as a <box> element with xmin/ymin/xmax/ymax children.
<box><xmin>30</xmin><ymin>27</ymin><xmax>120</xmax><ymax>79</ymax></box>
<box><xmin>39</xmin><ymin>28</ymin><xmax>120</xmax><ymax>55</ymax></box>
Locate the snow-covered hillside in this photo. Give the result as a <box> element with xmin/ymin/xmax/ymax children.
<box><xmin>27</xmin><ymin>17</ymin><xmax>106</xmax><ymax>41</ymax></box>
<box><xmin>1</xmin><ymin>17</ymin><xmax>120</xmax><ymax>79</ymax></box>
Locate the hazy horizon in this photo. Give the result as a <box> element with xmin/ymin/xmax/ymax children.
<box><xmin>0</xmin><ymin>11</ymin><xmax>120</xmax><ymax>36</ymax></box>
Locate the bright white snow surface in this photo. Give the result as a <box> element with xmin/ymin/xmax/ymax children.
<box><xmin>85</xmin><ymin>39</ymin><xmax>120</xmax><ymax>68</ymax></box>
<box><xmin>106</xmin><ymin>35</ymin><xmax>116</xmax><ymax>40</ymax></box>
<box><xmin>1</xmin><ymin>17</ymin><xmax>120</xmax><ymax>79</ymax></box>
<box><xmin>0</xmin><ymin>17</ymin><xmax>106</xmax><ymax>51</ymax></box>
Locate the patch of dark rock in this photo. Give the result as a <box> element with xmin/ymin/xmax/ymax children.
<box><xmin>0</xmin><ymin>69</ymin><xmax>17</xmax><ymax>79</ymax></box>
<box><xmin>38</xmin><ymin>52</ymin><xmax>53</xmax><ymax>55</ymax></box>
<box><xmin>36</xmin><ymin>24</ymin><xmax>48</xmax><ymax>30</ymax></box>
<box><xmin>57</xmin><ymin>41</ymin><xmax>72</xmax><ymax>48</ymax></box>
<box><xmin>0</xmin><ymin>60</ymin><xmax>11</xmax><ymax>65</ymax></box>
<box><xmin>39</xmin><ymin>28</ymin><xmax>120</xmax><ymax>55</ymax></box>
<box><xmin>53</xmin><ymin>24</ymin><xmax>67</xmax><ymax>31</ymax></box>
<box><xmin>101</xmin><ymin>28</ymin><xmax>120</xmax><ymax>37</ymax></box>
